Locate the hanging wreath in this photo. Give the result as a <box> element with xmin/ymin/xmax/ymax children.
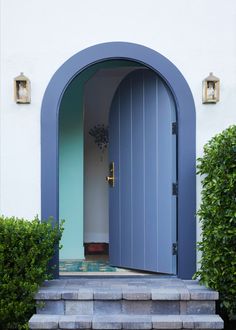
<box><xmin>89</xmin><ymin>124</ymin><xmax>109</xmax><ymax>153</ymax></box>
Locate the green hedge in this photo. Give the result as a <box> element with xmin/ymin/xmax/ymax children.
<box><xmin>194</xmin><ymin>125</ymin><xmax>236</xmax><ymax>317</ymax></box>
<box><xmin>0</xmin><ymin>216</ymin><xmax>63</xmax><ymax>330</ymax></box>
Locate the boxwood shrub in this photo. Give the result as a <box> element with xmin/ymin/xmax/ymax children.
<box><xmin>0</xmin><ymin>216</ymin><xmax>63</xmax><ymax>330</ymax></box>
<box><xmin>194</xmin><ymin>125</ymin><xmax>236</xmax><ymax>317</ymax></box>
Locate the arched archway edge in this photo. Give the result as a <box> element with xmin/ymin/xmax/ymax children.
<box><xmin>41</xmin><ymin>42</ymin><xmax>196</xmax><ymax>279</ymax></box>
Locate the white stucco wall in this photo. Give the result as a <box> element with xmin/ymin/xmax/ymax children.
<box><xmin>0</xmin><ymin>0</ymin><xmax>236</xmax><ymax>256</ymax></box>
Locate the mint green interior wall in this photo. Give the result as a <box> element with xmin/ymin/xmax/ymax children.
<box><xmin>59</xmin><ymin>67</ymin><xmax>98</xmax><ymax>259</ymax></box>
<box><xmin>59</xmin><ymin>60</ymin><xmax>141</xmax><ymax>260</ymax></box>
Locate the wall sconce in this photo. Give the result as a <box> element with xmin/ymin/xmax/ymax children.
<box><xmin>202</xmin><ymin>72</ymin><xmax>220</xmax><ymax>104</ymax></box>
<box><xmin>14</xmin><ymin>73</ymin><xmax>31</xmax><ymax>104</ymax></box>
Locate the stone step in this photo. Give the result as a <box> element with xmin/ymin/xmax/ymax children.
<box><xmin>29</xmin><ymin>313</ymin><xmax>224</xmax><ymax>329</ymax></box>
<box><xmin>36</xmin><ymin>297</ymin><xmax>216</xmax><ymax>316</ymax></box>
<box><xmin>35</xmin><ymin>279</ymin><xmax>218</xmax><ymax>316</ymax></box>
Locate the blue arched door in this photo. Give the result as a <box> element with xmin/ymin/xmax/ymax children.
<box><xmin>41</xmin><ymin>42</ymin><xmax>196</xmax><ymax>279</ymax></box>
<box><xmin>109</xmin><ymin>69</ymin><xmax>177</xmax><ymax>274</ymax></box>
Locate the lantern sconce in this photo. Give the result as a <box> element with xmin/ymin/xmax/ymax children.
<box><xmin>14</xmin><ymin>73</ymin><xmax>31</xmax><ymax>104</ymax></box>
<box><xmin>202</xmin><ymin>72</ymin><xmax>220</xmax><ymax>104</ymax></box>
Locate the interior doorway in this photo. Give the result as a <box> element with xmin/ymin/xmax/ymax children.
<box><xmin>59</xmin><ymin>60</ymin><xmax>146</xmax><ymax>273</ymax></box>
<box><xmin>59</xmin><ymin>59</ymin><xmax>177</xmax><ymax>275</ymax></box>
<box><xmin>83</xmin><ymin>61</ymin><xmax>144</xmax><ymax>271</ymax></box>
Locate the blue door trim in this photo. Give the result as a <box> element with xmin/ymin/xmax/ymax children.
<box><xmin>41</xmin><ymin>42</ymin><xmax>196</xmax><ymax>279</ymax></box>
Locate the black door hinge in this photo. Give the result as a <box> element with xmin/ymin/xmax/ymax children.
<box><xmin>172</xmin><ymin>242</ymin><xmax>178</xmax><ymax>255</ymax></box>
<box><xmin>172</xmin><ymin>183</ymin><xmax>178</xmax><ymax>196</ymax></box>
<box><xmin>172</xmin><ymin>122</ymin><xmax>178</xmax><ymax>135</ymax></box>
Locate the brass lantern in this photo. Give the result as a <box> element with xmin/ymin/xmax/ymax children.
<box><xmin>202</xmin><ymin>72</ymin><xmax>220</xmax><ymax>104</ymax></box>
<box><xmin>14</xmin><ymin>73</ymin><xmax>31</xmax><ymax>104</ymax></box>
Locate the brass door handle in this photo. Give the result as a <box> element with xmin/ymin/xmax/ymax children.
<box><xmin>106</xmin><ymin>162</ymin><xmax>115</xmax><ymax>187</ymax></box>
<box><xmin>106</xmin><ymin>176</ymin><xmax>114</xmax><ymax>183</ymax></box>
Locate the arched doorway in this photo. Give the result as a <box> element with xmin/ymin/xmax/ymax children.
<box><xmin>41</xmin><ymin>42</ymin><xmax>196</xmax><ymax>279</ymax></box>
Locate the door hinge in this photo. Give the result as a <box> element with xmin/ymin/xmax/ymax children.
<box><xmin>172</xmin><ymin>183</ymin><xmax>178</xmax><ymax>196</ymax></box>
<box><xmin>172</xmin><ymin>122</ymin><xmax>177</xmax><ymax>135</ymax></box>
<box><xmin>172</xmin><ymin>242</ymin><xmax>178</xmax><ymax>255</ymax></box>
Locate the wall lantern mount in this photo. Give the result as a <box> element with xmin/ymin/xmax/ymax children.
<box><xmin>202</xmin><ymin>72</ymin><xmax>220</xmax><ymax>104</ymax></box>
<box><xmin>14</xmin><ymin>72</ymin><xmax>31</xmax><ymax>104</ymax></box>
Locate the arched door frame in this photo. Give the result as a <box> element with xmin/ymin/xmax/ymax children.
<box><xmin>41</xmin><ymin>42</ymin><xmax>196</xmax><ymax>279</ymax></box>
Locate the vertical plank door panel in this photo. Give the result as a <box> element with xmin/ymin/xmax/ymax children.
<box><xmin>109</xmin><ymin>69</ymin><xmax>176</xmax><ymax>274</ymax></box>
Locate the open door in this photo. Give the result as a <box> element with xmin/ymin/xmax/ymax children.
<box><xmin>108</xmin><ymin>69</ymin><xmax>177</xmax><ymax>274</ymax></box>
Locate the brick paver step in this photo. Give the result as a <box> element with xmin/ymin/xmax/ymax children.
<box><xmin>35</xmin><ymin>279</ymin><xmax>219</xmax><ymax>301</ymax></box>
<box><xmin>29</xmin><ymin>313</ymin><xmax>224</xmax><ymax>329</ymax></box>
<box><xmin>34</xmin><ymin>279</ymin><xmax>219</xmax><ymax>317</ymax></box>
<box><xmin>36</xmin><ymin>287</ymin><xmax>218</xmax><ymax>301</ymax></box>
